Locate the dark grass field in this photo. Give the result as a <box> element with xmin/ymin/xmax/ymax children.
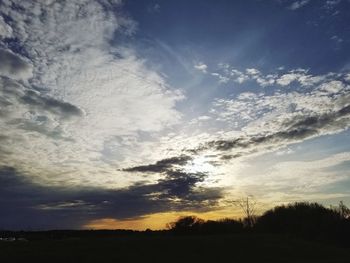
<box><xmin>1</xmin><ymin>234</ymin><xmax>349</xmax><ymax>263</ymax></box>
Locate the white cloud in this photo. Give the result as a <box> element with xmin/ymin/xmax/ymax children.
<box><xmin>276</xmin><ymin>73</ymin><xmax>303</xmax><ymax>86</ymax></box>
<box><xmin>194</xmin><ymin>62</ymin><xmax>208</xmax><ymax>73</ymax></box>
<box><xmin>230</xmin><ymin>69</ymin><xmax>249</xmax><ymax>83</ymax></box>
<box><xmin>0</xmin><ymin>15</ymin><xmax>12</xmax><ymax>38</ymax></box>
<box><xmin>198</xmin><ymin>115</ymin><xmax>211</xmax><ymax>121</ymax></box>
<box><xmin>212</xmin><ymin>72</ymin><xmax>350</xmax><ymax>134</ymax></box>
<box><xmin>275</xmin><ymin>147</ymin><xmax>294</xmax><ymax>156</ymax></box>
<box><xmin>188</xmin><ymin>70</ymin><xmax>350</xmax><ymax>172</ymax></box>
<box><xmin>288</xmin><ymin>0</ymin><xmax>310</xmax><ymax>10</ymax></box>
<box><xmin>245</xmin><ymin>68</ymin><xmax>260</xmax><ymax>75</ymax></box>
<box><xmin>325</xmin><ymin>0</ymin><xmax>342</xmax><ymax>9</ymax></box>
<box><xmin>0</xmin><ymin>0</ymin><xmax>183</xmax><ymax>188</ymax></box>
<box><xmin>205</xmin><ymin>64</ymin><xmax>337</xmax><ymax>89</ymax></box>
<box><xmin>319</xmin><ymin>80</ymin><xmax>345</xmax><ymax>93</ymax></box>
<box><xmin>256</xmin><ymin>75</ymin><xmax>276</xmax><ymax>87</ymax></box>
<box><xmin>211</xmin><ymin>72</ymin><xmax>229</xmax><ymax>83</ymax></box>
<box><xmin>331</xmin><ymin>35</ymin><xmax>343</xmax><ymax>43</ymax></box>
<box><xmin>345</xmin><ymin>74</ymin><xmax>350</xmax><ymax>82</ymax></box>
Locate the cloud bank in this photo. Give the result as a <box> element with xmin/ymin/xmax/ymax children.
<box><xmin>0</xmin><ymin>0</ymin><xmax>183</xmax><ymax>188</ymax></box>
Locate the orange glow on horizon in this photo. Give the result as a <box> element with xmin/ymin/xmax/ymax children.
<box><xmin>83</xmin><ymin>209</ymin><xmax>242</xmax><ymax>231</ymax></box>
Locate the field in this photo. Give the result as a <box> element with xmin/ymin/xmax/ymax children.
<box><xmin>1</xmin><ymin>233</ymin><xmax>349</xmax><ymax>263</ymax></box>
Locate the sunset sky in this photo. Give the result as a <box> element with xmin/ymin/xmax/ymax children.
<box><xmin>1</xmin><ymin>0</ymin><xmax>350</xmax><ymax>230</ymax></box>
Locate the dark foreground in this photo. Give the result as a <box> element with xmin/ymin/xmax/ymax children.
<box><xmin>1</xmin><ymin>233</ymin><xmax>349</xmax><ymax>263</ymax></box>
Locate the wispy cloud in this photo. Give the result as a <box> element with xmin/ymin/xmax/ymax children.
<box><xmin>288</xmin><ymin>0</ymin><xmax>310</xmax><ymax>10</ymax></box>
<box><xmin>148</xmin><ymin>3</ymin><xmax>161</xmax><ymax>13</ymax></box>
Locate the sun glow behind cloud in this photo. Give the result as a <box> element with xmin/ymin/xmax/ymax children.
<box><xmin>182</xmin><ymin>155</ymin><xmax>215</xmax><ymax>174</ymax></box>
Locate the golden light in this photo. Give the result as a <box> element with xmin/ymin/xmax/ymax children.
<box><xmin>83</xmin><ymin>209</ymin><xmax>241</xmax><ymax>230</ymax></box>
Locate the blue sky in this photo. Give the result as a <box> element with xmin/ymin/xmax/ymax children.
<box><xmin>127</xmin><ymin>0</ymin><xmax>349</xmax><ymax>70</ymax></box>
<box><xmin>0</xmin><ymin>0</ymin><xmax>350</xmax><ymax>230</ymax></box>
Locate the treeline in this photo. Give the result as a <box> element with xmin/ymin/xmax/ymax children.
<box><xmin>0</xmin><ymin>229</ymin><xmax>143</xmax><ymax>241</ymax></box>
<box><xmin>167</xmin><ymin>202</ymin><xmax>350</xmax><ymax>245</ymax></box>
<box><xmin>1</xmin><ymin>202</ymin><xmax>349</xmax><ymax>245</ymax></box>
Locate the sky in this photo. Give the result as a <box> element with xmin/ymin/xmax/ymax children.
<box><xmin>0</xmin><ymin>0</ymin><xmax>350</xmax><ymax>230</ymax></box>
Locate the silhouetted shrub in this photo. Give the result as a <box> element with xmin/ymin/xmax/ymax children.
<box><xmin>167</xmin><ymin>216</ymin><xmax>204</xmax><ymax>234</ymax></box>
<box><xmin>167</xmin><ymin>216</ymin><xmax>244</xmax><ymax>235</ymax></box>
<box><xmin>255</xmin><ymin>202</ymin><xmax>350</xmax><ymax>243</ymax></box>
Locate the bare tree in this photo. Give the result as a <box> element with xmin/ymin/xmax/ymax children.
<box><xmin>331</xmin><ymin>201</ymin><xmax>350</xmax><ymax>219</ymax></box>
<box><xmin>231</xmin><ymin>195</ymin><xmax>258</xmax><ymax>227</ymax></box>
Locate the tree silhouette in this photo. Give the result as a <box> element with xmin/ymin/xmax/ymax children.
<box><xmin>167</xmin><ymin>216</ymin><xmax>204</xmax><ymax>233</ymax></box>
<box><xmin>231</xmin><ymin>196</ymin><xmax>257</xmax><ymax>227</ymax></box>
<box><xmin>255</xmin><ymin>202</ymin><xmax>350</xmax><ymax>243</ymax></box>
<box><xmin>331</xmin><ymin>201</ymin><xmax>350</xmax><ymax>219</ymax></box>
<box><xmin>167</xmin><ymin>216</ymin><xmax>244</xmax><ymax>234</ymax></box>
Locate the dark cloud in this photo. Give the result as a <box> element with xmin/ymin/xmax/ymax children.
<box><xmin>122</xmin><ymin>154</ymin><xmax>223</xmax><ymax>210</ymax></box>
<box><xmin>152</xmin><ymin>170</ymin><xmax>206</xmax><ymax>198</ymax></box>
<box><xmin>220</xmin><ymin>154</ymin><xmax>242</xmax><ymax>160</ymax></box>
<box><xmin>0</xmin><ymin>77</ymin><xmax>82</xmax><ymax>119</ymax></box>
<box><xmin>123</xmin><ymin>155</ymin><xmax>192</xmax><ymax>173</ymax></box>
<box><xmin>0</xmin><ymin>166</ymin><xmax>222</xmax><ymax>230</ymax></box>
<box><xmin>121</xmin><ymin>155</ymin><xmax>222</xmax><ymax>216</ymax></box>
<box><xmin>202</xmin><ymin>104</ymin><xmax>350</xmax><ymax>153</ymax></box>
<box><xmin>127</xmin><ymin>103</ymin><xmax>350</xmax><ymax>179</ymax></box>
<box><xmin>16</xmin><ymin>120</ymin><xmax>74</xmax><ymax>141</ymax></box>
<box><xmin>0</xmin><ymin>48</ymin><xmax>32</xmax><ymax>79</ymax></box>
<box><xmin>20</xmin><ymin>89</ymin><xmax>82</xmax><ymax>118</ymax></box>
<box><xmin>0</xmin><ymin>77</ymin><xmax>81</xmax><ymax>141</ymax></box>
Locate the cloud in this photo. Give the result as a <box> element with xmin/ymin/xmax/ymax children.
<box><xmin>324</xmin><ymin>0</ymin><xmax>342</xmax><ymax>9</ymax></box>
<box><xmin>0</xmin><ymin>166</ymin><xmax>222</xmax><ymax>229</ymax></box>
<box><xmin>207</xmin><ymin>64</ymin><xmax>340</xmax><ymax>89</ymax></box>
<box><xmin>209</xmin><ymin>72</ymin><xmax>350</xmax><ymax>148</ymax></box>
<box><xmin>0</xmin><ymin>0</ymin><xmax>183</xmax><ymax>188</ymax></box>
<box><xmin>148</xmin><ymin>3</ymin><xmax>161</xmax><ymax>13</ymax></box>
<box><xmin>1</xmin><ymin>0</ymin><xmax>349</xmax><ymax>229</ymax></box>
<box><xmin>20</xmin><ymin>88</ymin><xmax>82</xmax><ymax>119</ymax></box>
<box><xmin>288</xmin><ymin>0</ymin><xmax>310</xmax><ymax>10</ymax></box>
<box><xmin>0</xmin><ymin>16</ymin><xmax>12</xmax><ymax>38</ymax></box>
<box><xmin>0</xmin><ymin>48</ymin><xmax>32</xmax><ymax>79</ymax></box>
<box><xmin>204</xmin><ymin>103</ymin><xmax>350</xmax><ymax>153</ymax></box>
<box><xmin>127</xmin><ymin>69</ymin><xmax>350</xmax><ymax>190</ymax></box>
<box><xmin>194</xmin><ymin>62</ymin><xmax>208</xmax><ymax>73</ymax></box>
<box><xmin>243</xmin><ymin>152</ymin><xmax>350</xmax><ymax>202</ymax></box>
<box><xmin>276</xmin><ymin>73</ymin><xmax>303</xmax><ymax>86</ymax></box>
<box><xmin>246</xmin><ymin>68</ymin><xmax>260</xmax><ymax>75</ymax></box>
<box><xmin>123</xmin><ymin>155</ymin><xmax>192</xmax><ymax>173</ymax></box>
<box><xmin>211</xmin><ymin>72</ymin><xmax>230</xmax><ymax>83</ymax></box>
<box><xmin>123</xmin><ymin>154</ymin><xmax>223</xmax><ymax>204</ymax></box>
<box><xmin>331</xmin><ymin>35</ymin><xmax>343</xmax><ymax>43</ymax></box>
